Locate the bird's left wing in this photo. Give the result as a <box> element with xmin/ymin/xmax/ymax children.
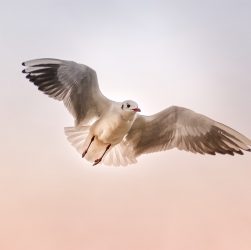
<box><xmin>125</xmin><ymin>106</ymin><xmax>251</xmax><ymax>157</ymax></box>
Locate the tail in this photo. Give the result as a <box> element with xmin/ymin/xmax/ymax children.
<box><xmin>65</xmin><ymin>125</ymin><xmax>111</xmax><ymax>163</ymax></box>
<box><xmin>103</xmin><ymin>142</ymin><xmax>137</xmax><ymax>166</ymax></box>
<box><xmin>64</xmin><ymin>126</ymin><xmax>137</xmax><ymax>166</ymax></box>
<box><xmin>64</xmin><ymin>126</ymin><xmax>91</xmax><ymax>154</ymax></box>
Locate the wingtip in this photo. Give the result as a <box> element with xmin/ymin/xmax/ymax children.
<box><xmin>22</xmin><ymin>69</ymin><xmax>26</xmax><ymax>73</ymax></box>
<box><xmin>238</xmin><ymin>150</ymin><xmax>244</xmax><ymax>155</ymax></box>
<box><xmin>22</xmin><ymin>62</ymin><xmax>25</xmax><ymax>66</ymax></box>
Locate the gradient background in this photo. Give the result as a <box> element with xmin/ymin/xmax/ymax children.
<box><xmin>1</xmin><ymin>0</ymin><xmax>251</xmax><ymax>249</ymax></box>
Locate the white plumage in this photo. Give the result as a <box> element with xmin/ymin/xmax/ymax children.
<box><xmin>22</xmin><ymin>58</ymin><xmax>251</xmax><ymax>166</ymax></box>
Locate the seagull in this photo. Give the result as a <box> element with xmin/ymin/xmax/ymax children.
<box><xmin>22</xmin><ymin>58</ymin><xmax>251</xmax><ymax>166</ymax></box>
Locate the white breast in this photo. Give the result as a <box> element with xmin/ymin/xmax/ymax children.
<box><xmin>91</xmin><ymin>111</ymin><xmax>133</xmax><ymax>145</ymax></box>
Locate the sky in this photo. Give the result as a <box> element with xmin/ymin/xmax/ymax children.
<box><xmin>0</xmin><ymin>0</ymin><xmax>251</xmax><ymax>249</ymax></box>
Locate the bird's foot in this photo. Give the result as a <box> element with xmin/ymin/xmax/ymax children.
<box><xmin>82</xmin><ymin>150</ymin><xmax>88</xmax><ymax>158</ymax></box>
<box><xmin>93</xmin><ymin>158</ymin><xmax>102</xmax><ymax>166</ymax></box>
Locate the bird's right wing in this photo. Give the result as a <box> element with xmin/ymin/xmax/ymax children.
<box><xmin>22</xmin><ymin>58</ymin><xmax>113</xmax><ymax>125</ymax></box>
<box><xmin>125</xmin><ymin>106</ymin><xmax>251</xmax><ymax>157</ymax></box>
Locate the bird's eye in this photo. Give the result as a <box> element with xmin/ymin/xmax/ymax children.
<box><xmin>127</xmin><ymin>104</ymin><xmax>130</xmax><ymax>108</ymax></box>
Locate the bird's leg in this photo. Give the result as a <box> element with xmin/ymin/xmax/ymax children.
<box><xmin>82</xmin><ymin>136</ymin><xmax>95</xmax><ymax>158</ymax></box>
<box><xmin>93</xmin><ymin>144</ymin><xmax>111</xmax><ymax>166</ymax></box>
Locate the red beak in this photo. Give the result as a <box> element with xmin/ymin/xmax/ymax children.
<box><xmin>132</xmin><ymin>107</ymin><xmax>141</xmax><ymax>112</ymax></box>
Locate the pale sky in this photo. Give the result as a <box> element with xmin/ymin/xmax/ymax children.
<box><xmin>0</xmin><ymin>0</ymin><xmax>251</xmax><ymax>250</ymax></box>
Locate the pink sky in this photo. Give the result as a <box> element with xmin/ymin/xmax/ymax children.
<box><xmin>0</xmin><ymin>0</ymin><xmax>251</xmax><ymax>249</ymax></box>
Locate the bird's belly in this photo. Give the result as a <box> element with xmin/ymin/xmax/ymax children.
<box><xmin>85</xmin><ymin>138</ymin><xmax>109</xmax><ymax>162</ymax></box>
<box><xmin>92</xmin><ymin>117</ymin><xmax>131</xmax><ymax>145</ymax></box>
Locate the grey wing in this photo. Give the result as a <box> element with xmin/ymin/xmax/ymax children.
<box><xmin>125</xmin><ymin>106</ymin><xmax>251</xmax><ymax>157</ymax></box>
<box><xmin>22</xmin><ymin>58</ymin><xmax>112</xmax><ymax>125</ymax></box>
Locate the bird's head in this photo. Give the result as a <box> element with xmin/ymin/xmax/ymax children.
<box><xmin>121</xmin><ymin>100</ymin><xmax>141</xmax><ymax>112</ymax></box>
<box><xmin>120</xmin><ymin>100</ymin><xmax>141</xmax><ymax>120</ymax></box>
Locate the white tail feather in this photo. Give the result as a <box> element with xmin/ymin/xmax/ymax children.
<box><xmin>103</xmin><ymin>142</ymin><xmax>137</xmax><ymax>166</ymax></box>
<box><xmin>64</xmin><ymin>126</ymin><xmax>137</xmax><ymax>166</ymax></box>
<box><xmin>64</xmin><ymin>126</ymin><xmax>90</xmax><ymax>154</ymax></box>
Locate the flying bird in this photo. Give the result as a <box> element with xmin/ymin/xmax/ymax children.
<box><xmin>22</xmin><ymin>58</ymin><xmax>251</xmax><ymax>166</ymax></box>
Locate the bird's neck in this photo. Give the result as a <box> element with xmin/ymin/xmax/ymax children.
<box><xmin>120</xmin><ymin>111</ymin><xmax>136</xmax><ymax>122</ymax></box>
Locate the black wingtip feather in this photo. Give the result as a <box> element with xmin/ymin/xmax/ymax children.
<box><xmin>22</xmin><ymin>69</ymin><xmax>26</xmax><ymax>73</ymax></box>
<box><xmin>22</xmin><ymin>62</ymin><xmax>25</xmax><ymax>66</ymax></box>
<box><xmin>236</xmin><ymin>150</ymin><xmax>244</xmax><ymax>155</ymax></box>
